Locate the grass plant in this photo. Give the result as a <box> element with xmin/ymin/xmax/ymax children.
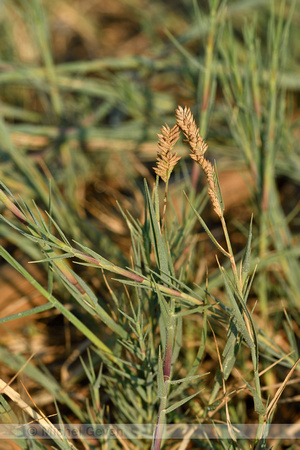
<box><xmin>0</xmin><ymin>1</ymin><xmax>299</xmax><ymax>449</ymax></box>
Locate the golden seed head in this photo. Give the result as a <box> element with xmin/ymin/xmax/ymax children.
<box><xmin>175</xmin><ymin>106</ymin><xmax>223</xmax><ymax>217</ymax></box>
<box><xmin>154</xmin><ymin>123</ymin><xmax>181</xmax><ymax>183</ymax></box>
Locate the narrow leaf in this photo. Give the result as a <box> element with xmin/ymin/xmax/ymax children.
<box><xmin>0</xmin><ymin>303</ymin><xmax>53</xmax><ymax>325</ymax></box>
<box><xmin>165</xmin><ymin>389</ymin><xmax>203</xmax><ymax>414</ymax></box>
<box><xmin>185</xmin><ymin>193</ymin><xmax>229</xmax><ymax>257</ymax></box>
<box><xmin>144</xmin><ymin>180</ymin><xmax>170</xmax><ymax>283</ymax></box>
<box><xmin>242</xmin><ymin>215</ymin><xmax>253</xmax><ymax>278</ymax></box>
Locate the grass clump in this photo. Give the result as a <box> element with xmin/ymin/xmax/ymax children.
<box><xmin>0</xmin><ymin>0</ymin><xmax>299</xmax><ymax>449</ymax></box>
<box><xmin>0</xmin><ymin>105</ymin><xmax>299</xmax><ymax>449</ymax></box>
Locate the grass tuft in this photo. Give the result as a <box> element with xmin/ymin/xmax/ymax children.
<box><xmin>0</xmin><ymin>1</ymin><xmax>299</xmax><ymax>449</ymax></box>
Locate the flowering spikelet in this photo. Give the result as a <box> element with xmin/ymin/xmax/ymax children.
<box><xmin>154</xmin><ymin>124</ymin><xmax>181</xmax><ymax>183</ymax></box>
<box><xmin>175</xmin><ymin>106</ymin><xmax>223</xmax><ymax>217</ymax></box>
<box><xmin>175</xmin><ymin>106</ymin><xmax>207</xmax><ymax>157</ymax></box>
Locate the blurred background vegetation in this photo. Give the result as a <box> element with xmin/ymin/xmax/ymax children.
<box><xmin>0</xmin><ymin>0</ymin><xmax>299</xmax><ymax>448</ymax></box>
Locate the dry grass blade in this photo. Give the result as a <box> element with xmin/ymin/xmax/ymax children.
<box><xmin>0</xmin><ymin>378</ymin><xmax>78</xmax><ymax>449</ymax></box>
<box><xmin>154</xmin><ymin>124</ymin><xmax>181</xmax><ymax>183</ymax></box>
<box><xmin>264</xmin><ymin>357</ymin><xmax>300</xmax><ymax>422</ymax></box>
<box><xmin>175</xmin><ymin>106</ymin><xmax>222</xmax><ymax>217</ymax></box>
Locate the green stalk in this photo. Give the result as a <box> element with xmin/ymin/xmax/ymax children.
<box><xmin>198</xmin><ymin>0</ymin><xmax>219</xmax><ymax>138</ymax></box>
<box><xmin>31</xmin><ymin>0</ymin><xmax>63</xmax><ymax>116</ymax></box>
<box><xmin>153</xmin><ymin>300</ymin><xmax>176</xmax><ymax>450</ymax></box>
<box><xmin>161</xmin><ymin>179</ymin><xmax>169</xmax><ymax>233</ymax></box>
<box><xmin>258</xmin><ymin>5</ymin><xmax>282</xmax><ymax>315</ymax></box>
<box><xmin>220</xmin><ymin>215</ymin><xmax>242</xmax><ymax>293</ymax></box>
<box><xmin>211</xmin><ymin>212</ymin><xmax>263</xmax><ymax>413</ymax></box>
<box><xmin>192</xmin><ymin>0</ymin><xmax>220</xmax><ymax>188</ymax></box>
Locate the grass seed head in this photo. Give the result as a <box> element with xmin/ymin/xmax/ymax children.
<box><xmin>154</xmin><ymin>123</ymin><xmax>181</xmax><ymax>183</ymax></box>
<box><xmin>175</xmin><ymin>106</ymin><xmax>223</xmax><ymax>217</ymax></box>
